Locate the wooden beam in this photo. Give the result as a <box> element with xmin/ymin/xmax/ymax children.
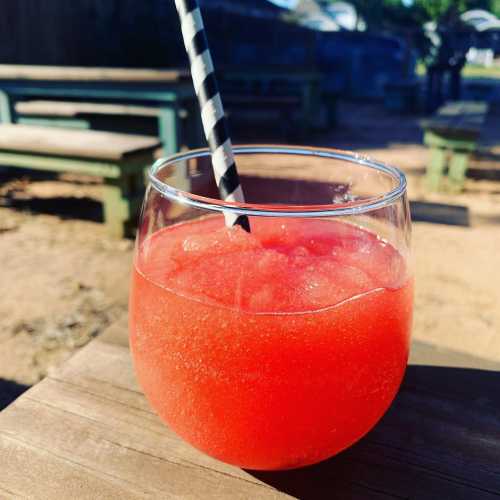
<box><xmin>0</xmin><ymin>151</ymin><xmax>122</xmax><ymax>178</ymax></box>
<box><xmin>0</xmin><ymin>65</ymin><xmax>190</xmax><ymax>83</ymax></box>
<box><xmin>0</xmin><ymin>124</ymin><xmax>160</xmax><ymax>161</ymax></box>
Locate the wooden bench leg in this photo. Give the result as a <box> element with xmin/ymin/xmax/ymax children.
<box><xmin>158</xmin><ymin>106</ymin><xmax>180</xmax><ymax>156</ymax></box>
<box><xmin>184</xmin><ymin>97</ymin><xmax>204</xmax><ymax>149</ymax></box>
<box><xmin>426</xmin><ymin>147</ymin><xmax>447</xmax><ymax>191</ymax></box>
<box><xmin>0</xmin><ymin>91</ymin><xmax>14</xmax><ymax>123</ymax></box>
<box><xmin>448</xmin><ymin>150</ymin><xmax>470</xmax><ymax>193</ymax></box>
<box><xmin>103</xmin><ymin>177</ymin><xmax>129</xmax><ymax>238</ymax></box>
<box><xmin>103</xmin><ymin>171</ymin><xmax>144</xmax><ymax>238</ymax></box>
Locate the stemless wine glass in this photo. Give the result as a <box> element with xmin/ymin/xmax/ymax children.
<box><xmin>129</xmin><ymin>146</ymin><xmax>413</xmax><ymax>471</ymax></box>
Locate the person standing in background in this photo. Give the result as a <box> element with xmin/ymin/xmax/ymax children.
<box><xmin>424</xmin><ymin>6</ymin><xmax>472</xmax><ymax>113</ymax></box>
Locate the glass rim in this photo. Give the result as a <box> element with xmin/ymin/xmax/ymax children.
<box><xmin>149</xmin><ymin>145</ymin><xmax>407</xmax><ymax>217</ymax></box>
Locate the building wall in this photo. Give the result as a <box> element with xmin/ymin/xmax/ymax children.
<box><xmin>0</xmin><ymin>0</ymin><xmax>186</xmax><ymax>67</ymax></box>
<box><xmin>0</xmin><ymin>0</ymin><xmax>315</xmax><ymax>68</ymax></box>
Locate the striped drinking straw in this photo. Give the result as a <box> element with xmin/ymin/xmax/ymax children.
<box><xmin>174</xmin><ymin>0</ymin><xmax>250</xmax><ymax>232</ymax></box>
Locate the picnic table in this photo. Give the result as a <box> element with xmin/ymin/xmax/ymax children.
<box><xmin>1</xmin><ymin>316</ymin><xmax>499</xmax><ymax>499</ymax></box>
<box><xmin>219</xmin><ymin>67</ymin><xmax>325</xmax><ymax>134</ymax></box>
<box><xmin>0</xmin><ymin>124</ymin><xmax>160</xmax><ymax>237</ymax></box>
<box><xmin>421</xmin><ymin>101</ymin><xmax>489</xmax><ymax>192</ymax></box>
<box><xmin>0</xmin><ymin>64</ymin><xmax>203</xmax><ymax>155</ymax></box>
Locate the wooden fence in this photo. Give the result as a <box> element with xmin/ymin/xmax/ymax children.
<box><xmin>0</xmin><ymin>0</ymin><xmax>186</xmax><ymax>67</ymax></box>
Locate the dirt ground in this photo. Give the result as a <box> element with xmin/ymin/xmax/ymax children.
<box><xmin>1</xmin><ymin>100</ymin><xmax>499</xmax><ymax>408</ymax></box>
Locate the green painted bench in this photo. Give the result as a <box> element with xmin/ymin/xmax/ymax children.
<box><xmin>15</xmin><ymin>100</ymin><xmax>160</xmax><ymax>128</ymax></box>
<box><xmin>421</xmin><ymin>101</ymin><xmax>489</xmax><ymax>192</ymax></box>
<box><xmin>224</xmin><ymin>95</ymin><xmax>301</xmax><ymax>140</ymax></box>
<box><xmin>0</xmin><ymin>65</ymin><xmax>204</xmax><ymax>157</ymax></box>
<box><xmin>14</xmin><ymin>100</ymin><xmax>193</xmax><ymax>145</ymax></box>
<box><xmin>0</xmin><ymin>124</ymin><xmax>160</xmax><ymax>237</ymax></box>
<box><xmin>219</xmin><ymin>67</ymin><xmax>324</xmax><ymax>133</ymax></box>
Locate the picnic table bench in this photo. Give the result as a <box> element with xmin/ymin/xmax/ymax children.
<box><xmin>421</xmin><ymin>101</ymin><xmax>489</xmax><ymax>192</ymax></box>
<box><xmin>224</xmin><ymin>95</ymin><xmax>302</xmax><ymax>141</ymax></box>
<box><xmin>14</xmin><ymin>100</ymin><xmax>164</xmax><ymax>135</ymax></box>
<box><xmin>16</xmin><ymin>100</ymin><xmax>162</xmax><ymax>117</ymax></box>
<box><xmin>219</xmin><ymin>67</ymin><xmax>326</xmax><ymax>136</ymax></box>
<box><xmin>0</xmin><ymin>124</ymin><xmax>159</xmax><ymax>237</ymax></box>
<box><xmin>0</xmin><ymin>65</ymin><xmax>205</xmax><ymax>236</ymax></box>
<box><xmin>0</xmin><ymin>65</ymin><xmax>203</xmax><ymax>156</ymax></box>
<box><xmin>1</xmin><ymin>316</ymin><xmax>499</xmax><ymax>499</ymax></box>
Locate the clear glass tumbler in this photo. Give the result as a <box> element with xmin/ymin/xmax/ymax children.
<box><xmin>129</xmin><ymin>146</ymin><xmax>413</xmax><ymax>471</ymax></box>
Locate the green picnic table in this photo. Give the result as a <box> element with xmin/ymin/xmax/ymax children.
<box><xmin>0</xmin><ymin>65</ymin><xmax>203</xmax><ymax>155</ymax></box>
<box><xmin>0</xmin><ymin>65</ymin><xmax>204</xmax><ymax>237</ymax></box>
<box><xmin>219</xmin><ymin>67</ymin><xmax>325</xmax><ymax>134</ymax></box>
<box><xmin>421</xmin><ymin>101</ymin><xmax>489</xmax><ymax>192</ymax></box>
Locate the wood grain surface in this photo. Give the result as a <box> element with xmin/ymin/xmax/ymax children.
<box><xmin>0</xmin><ymin>65</ymin><xmax>189</xmax><ymax>83</ymax></box>
<box><xmin>16</xmin><ymin>100</ymin><xmax>161</xmax><ymax>118</ymax></box>
<box><xmin>0</xmin><ymin>124</ymin><xmax>160</xmax><ymax>160</ymax></box>
<box><xmin>0</xmin><ymin>316</ymin><xmax>499</xmax><ymax>499</ymax></box>
<box><xmin>421</xmin><ymin>101</ymin><xmax>488</xmax><ymax>137</ymax></box>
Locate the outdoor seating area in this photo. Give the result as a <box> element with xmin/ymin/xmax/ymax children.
<box><xmin>0</xmin><ymin>65</ymin><xmax>203</xmax><ymax>156</ymax></box>
<box><xmin>0</xmin><ymin>124</ymin><xmax>159</xmax><ymax>237</ymax></box>
<box><xmin>220</xmin><ymin>67</ymin><xmax>326</xmax><ymax>136</ymax></box>
<box><xmin>1</xmin><ymin>1</ymin><xmax>500</xmax><ymax>498</ymax></box>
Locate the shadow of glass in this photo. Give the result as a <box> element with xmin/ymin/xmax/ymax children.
<box><xmin>246</xmin><ymin>363</ymin><xmax>500</xmax><ymax>499</ymax></box>
<box><xmin>0</xmin><ymin>379</ymin><xmax>30</xmax><ymax>411</ymax></box>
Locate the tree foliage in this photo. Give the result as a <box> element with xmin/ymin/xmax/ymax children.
<box><xmin>323</xmin><ymin>0</ymin><xmax>500</xmax><ymax>59</ymax></box>
<box><xmin>416</xmin><ymin>0</ymin><xmax>497</xmax><ymax>19</ymax></box>
<box><xmin>325</xmin><ymin>0</ymin><xmax>500</xmax><ymax>27</ymax></box>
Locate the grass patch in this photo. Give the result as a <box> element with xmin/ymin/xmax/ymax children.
<box><xmin>416</xmin><ymin>62</ymin><xmax>500</xmax><ymax>79</ymax></box>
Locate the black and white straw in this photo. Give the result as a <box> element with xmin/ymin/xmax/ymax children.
<box><xmin>174</xmin><ymin>0</ymin><xmax>250</xmax><ymax>232</ymax></box>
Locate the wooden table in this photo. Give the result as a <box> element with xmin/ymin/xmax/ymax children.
<box><xmin>1</xmin><ymin>317</ymin><xmax>499</xmax><ymax>499</ymax></box>
<box><xmin>220</xmin><ymin>67</ymin><xmax>324</xmax><ymax>132</ymax></box>
<box><xmin>0</xmin><ymin>124</ymin><xmax>160</xmax><ymax>237</ymax></box>
<box><xmin>0</xmin><ymin>65</ymin><xmax>202</xmax><ymax>155</ymax></box>
<box><xmin>421</xmin><ymin>101</ymin><xmax>489</xmax><ymax>192</ymax></box>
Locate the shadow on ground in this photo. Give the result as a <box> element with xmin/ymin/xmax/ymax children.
<box><xmin>3</xmin><ymin>195</ymin><xmax>103</xmax><ymax>223</ymax></box>
<box><xmin>0</xmin><ymin>379</ymin><xmax>30</xmax><ymax>411</ymax></box>
<box><xmin>468</xmin><ymin>165</ymin><xmax>500</xmax><ymax>182</ymax></box>
<box><xmin>0</xmin><ymin>167</ymin><xmax>103</xmax><ymax>222</ymax></box>
<box><xmin>410</xmin><ymin>201</ymin><xmax>470</xmax><ymax>226</ymax></box>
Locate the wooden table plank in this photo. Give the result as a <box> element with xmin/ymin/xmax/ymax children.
<box><xmin>0</xmin><ymin>340</ymin><xmax>289</xmax><ymax>499</ymax></box>
<box><xmin>16</xmin><ymin>100</ymin><xmax>161</xmax><ymax>118</ymax></box>
<box><xmin>421</xmin><ymin>101</ymin><xmax>488</xmax><ymax>138</ymax></box>
<box><xmin>0</xmin><ymin>78</ymin><xmax>201</xmax><ymax>157</ymax></box>
<box><xmin>0</xmin><ymin>65</ymin><xmax>190</xmax><ymax>83</ymax></box>
<box><xmin>1</xmin><ymin>320</ymin><xmax>499</xmax><ymax>499</ymax></box>
<box><xmin>0</xmin><ymin>124</ymin><xmax>160</xmax><ymax>160</ymax></box>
